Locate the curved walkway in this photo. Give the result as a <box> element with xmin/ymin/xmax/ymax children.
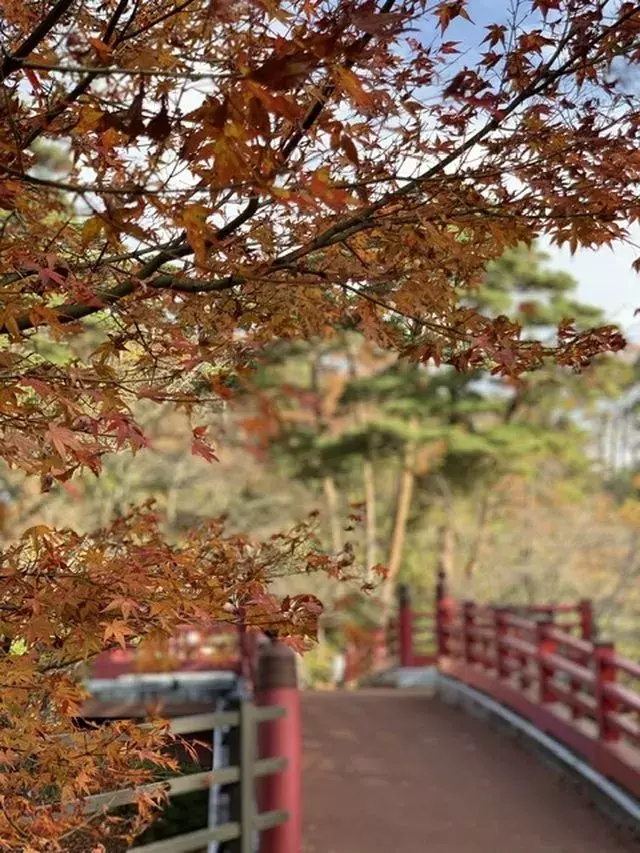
<box><xmin>302</xmin><ymin>689</ymin><xmax>636</xmax><ymax>853</ymax></box>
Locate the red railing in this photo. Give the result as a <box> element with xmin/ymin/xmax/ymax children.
<box><xmin>391</xmin><ymin>578</ymin><xmax>640</xmax><ymax>800</ymax></box>
<box><xmin>90</xmin><ymin>621</ymin><xmax>261</xmax><ymax>686</ymax></box>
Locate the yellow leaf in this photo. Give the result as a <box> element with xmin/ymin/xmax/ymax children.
<box><xmin>73</xmin><ymin>106</ymin><xmax>104</xmax><ymax>134</ymax></box>
<box><xmin>81</xmin><ymin>216</ymin><xmax>104</xmax><ymax>248</ymax></box>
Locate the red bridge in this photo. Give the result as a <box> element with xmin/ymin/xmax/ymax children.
<box><xmin>84</xmin><ymin>576</ymin><xmax>640</xmax><ymax>852</ymax></box>
<box><xmin>302</xmin><ymin>575</ymin><xmax>640</xmax><ymax>853</ymax></box>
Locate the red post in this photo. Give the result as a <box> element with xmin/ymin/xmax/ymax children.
<box><xmin>372</xmin><ymin>626</ymin><xmax>387</xmax><ymax>671</ymax></box>
<box><xmin>397</xmin><ymin>584</ymin><xmax>414</xmax><ymax>668</ymax></box>
<box><xmin>579</xmin><ymin>599</ymin><xmax>594</xmax><ymax>641</ymax></box>
<box><xmin>536</xmin><ymin>619</ymin><xmax>556</xmax><ymax>704</ymax></box>
<box><xmin>256</xmin><ymin>641</ymin><xmax>302</xmax><ymax>853</ymax></box>
<box><xmin>594</xmin><ymin>641</ymin><xmax>620</xmax><ymax>744</ymax></box>
<box><xmin>494</xmin><ymin>607</ymin><xmax>507</xmax><ymax>679</ymax></box>
<box><xmin>435</xmin><ymin>569</ymin><xmax>450</xmax><ymax>658</ymax></box>
<box><xmin>462</xmin><ymin>601</ymin><xmax>474</xmax><ymax>664</ymax></box>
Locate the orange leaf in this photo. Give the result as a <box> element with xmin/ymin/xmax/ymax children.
<box><xmin>334</xmin><ymin>67</ymin><xmax>374</xmax><ymax>108</ymax></box>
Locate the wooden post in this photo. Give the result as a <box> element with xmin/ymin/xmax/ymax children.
<box><xmin>462</xmin><ymin>601</ymin><xmax>474</xmax><ymax>665</ymax></box>
<box><xmin>579</xmin><ymin>599</ymin><xmax>594</xmax><ymax>641</ymax></box>
<box><xmin>214</xmin><ymin>699</ymin><xmax>234</xmax><ymax>853</ymax></box>
<box><xmin>220</xmin><ymin>700</ymin><xmax>255</xmax><ymax>853</ymax></box>
<box><xmin>536</xmin><ymin>618</ymin><xmax>556</xmax><ymax>704</ymax></box>
<box><xmin>397</xmin><ymin>584</ymin><xmax>414</xmax><ymax>668</ymax></box>
<box><xmin>256</xmin><ymin>641</ymin><xmax>302</xmax><ymax>853</ymax></box>
<box><xmin>594</xmin><ymin>641</ymin><xmax>620</xmax><ymax>744</ymax></box>
<box><xmin>494</xmin><ymin>608</ymin><xmax>507</xmax><ymax>679</ymax></box>
<box><xmin>435</xmin><ymin>569</ymin><xmax>449</xmax><ymax>658</ymax></box>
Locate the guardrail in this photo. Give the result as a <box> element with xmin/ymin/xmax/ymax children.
<box><xmin>378</xmin><ymin>575</ymin><xmax>640</xmax><ymax>800</ymax></box>
<box><xmin>438</xmin><ymin>599</ymin><xmax>640</xmax><ymax>800</ymax></box>
<box><xmin>81</xmin><ymin>641</ymin><xmax>301</xmax><ymax>853</ymax></box>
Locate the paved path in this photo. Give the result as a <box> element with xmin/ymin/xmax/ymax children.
<box><xmin>302</xmin><ymin>689</ymin><xmax>636</xmax><ymax>853</ymax></box>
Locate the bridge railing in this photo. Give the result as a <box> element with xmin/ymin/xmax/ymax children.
<box><xmin>80</xmin><ymin>640</ymin><xmax>301</xmax><ymax>853</ymax></box>
<box><xmin>437</xmin><ymin>598</ymin><xmax>640</xmax><ymax>800</ymax></box>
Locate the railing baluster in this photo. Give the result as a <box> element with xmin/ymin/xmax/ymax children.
<box><xmin>240</xmin><ymin>702</ymin><xmax>255</xmax><ymax>853</ymax></box>
<box><xmin>494</xmin><ymin>608</ymin><xmax>507</xmax><ymax>679</ymax></box>
<box><xmin>463</xmin><ymin>601</ymin><xmax>474</xmax><ymax>665</ymax></box>
<box><xmin>537</xmin><ymin>619</ymin><xmax>556</xmax><ymax>705</ymax></box>
<box><xmin>221</xmin><ymin>699</ymin><xmax>241</xmax><ymax>853</ymax></box>
<box><xmin>579</xmin><ymin>599</ymin><xmax>594</xmax><ymax>641</ymax></box>
<box><xmin>595</xmin><ymin>641</ymin><xmax>620</xmax><ymax>744</ymax></box>
<box><xmin>397</xmin><ymin>584</ymin><xmax>414</xmax><ymax>668</ymax></box>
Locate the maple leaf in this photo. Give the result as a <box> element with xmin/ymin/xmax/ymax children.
<box><xmin>340</xmin><ymin>135</ymin><xmax>359</xmax><ymax>164</ymax></box>
<box><xmin>103</xmin><ymin>620</ymin><xmax>135</xmax><ymax>649</ymax></box>
<box><xmin>334</xmin><ymin>67</ymin><xmax>374</xmax><ymax>108</ymax></box>
<box><xmin>1</xmin><ymin>1</ymin><xmax>640</xmax><ymax>846</ymax></box>
<box><xmin>191</xmin><ymin>434</ymin><xmax>219</xmax><ymax>463</ymax></box>
<box><xmin>45</xmin><ymin>425</ymin><xmax>82</xmax><ymax>458</ymax></box>
<box><xmin>81</xmin><ymin>216</ymin><xmax>105</xmax><ymax>247</ymax></box>
<box><xmin>435</xmin><ymin>0</ymin><xmax>473</xmax><ymax>34</ymax></box>
<box><xmin>532</xmin><ymin>0</ymin><xmax>562</xmax><ymax>16</ymax></box>
<box><xmin>351</xmin><ymin>10</ymin><xmax>408</xmax><ymax>35</ymax></box>
<box><xmin>147</xmin><ymin>96</ymin><xmax>171</xmax><ymax>142</ymax></box>
<box><xmin>249</xmin><ymin>50</ymin><xmax>320</xmax><ymax>91</ymax></box>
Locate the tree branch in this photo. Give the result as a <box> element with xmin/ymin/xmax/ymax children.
<box><xmin>0</xmin><ymin>0</ymin><xmax>77</xmax><ymax>79</ymax></box>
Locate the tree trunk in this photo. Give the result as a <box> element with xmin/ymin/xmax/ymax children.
<box><xmin>323</xmin><ymin>474</ymin><xmax>342</xmax><ymax>553</ymax></box>
<box><xmin>464</xmin><ymin>488</ymin><xmax>493</xmax><ymax>579</ymax></box>
<box><xmin>363</xmin><ymin>458</ymin><xmax>378</xmax><ymax>575</ymax></box>
<box><xmin>346</xmin><ymin>339</ymin><xmax>380</xmax><ymax>578</ymax></box>
<box><xmin>438</xmin><ymin>518</ymin><xmax>455</xmax><ymax>579</ymax></box>
<box><xmin>380</xmin><ymin>438</ymin><xmax>416</xmax><ymax>624</ymax></box>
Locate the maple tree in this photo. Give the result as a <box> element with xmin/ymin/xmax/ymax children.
<box><xmin>1</xmin><ymin>0</ymin><xmax>640</xmax><ymax>847</ymax></box>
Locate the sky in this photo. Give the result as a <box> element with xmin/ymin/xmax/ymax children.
<box><xmin>418</xmin><ymin>1</ymin><xmax>640</xmax><ymax>341</ymax></box>
<box><xmin>543</xmin><ymin>229</ymin><xmax>640</xmax><ymax>342</ymax></box>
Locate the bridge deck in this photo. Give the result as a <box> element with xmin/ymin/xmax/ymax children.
<box><xmin>302</xmin><ymin>689</ymin><xmax>636</xmax><ymax>853</ymax></box>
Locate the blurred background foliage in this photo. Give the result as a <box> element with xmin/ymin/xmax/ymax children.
<box><xmin>3</xmin><ymin>243</ymin><xmax>640</xmax><ymax>679</ymax></box>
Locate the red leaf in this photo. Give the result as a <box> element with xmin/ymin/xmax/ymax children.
<box><xmin>351</xmin><ymin>10</ymin><xmax>407</xmax><ymax>35</ymax></box>
<box><xmin>147</xmin><ymin>97</ymin><xmax>171</xmax><ymax>142</ymax></box>
<box><xmin>249</xmin><ymin>51</ymin><xmax>319</xmax><ymax>91</ymax></box>
<box><xmin>192</xmin><ymin>437</ymin><xmax>219</xmax><ymax>463</ymax></box>
<box><xmin>340</xmin><ymin>135</ymin><xmax>359</xmax><ymax>164</ymax></box>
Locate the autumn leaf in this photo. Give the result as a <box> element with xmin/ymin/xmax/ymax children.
<box><xmin>147</xmin><ymin>96</ymin><xmax>171</xmax><ymax>142</ymax></box>
<box><xmin>103</xmin><ymin>619</ymin><xmax>135</xmax><ymax>649</ymax></box>
<box><xmin>249</xmin><ymin>50</ymin><xmax>320</xmax><ymax>91</ymax></box>
<box><xmin>351</xmin><ymin>10</ymin><xmax>408</xmax><ymax>35</ymax></box>
<box><xmin>190</xmin><ymin>425</ymin><xmax>217</xmax><ymax>460</ymax></box>
<box><xmin>45</xmin><ymin>425</ymin><xmax>82</xmax><ymax>458</ymax></box>
<box><xmin>340</xmin><ymin>135</ymin><xmax>359</xmax><ymax>164</ymax></box>
<box><xmin>334</xmin><ymin>67</ymin><xmax>374</xmax><ymax>108</ymax></box>
<box><xmin>81</xmin><ymin>217</ymin><xmax>105</xmax><ymax>247</ymax></box>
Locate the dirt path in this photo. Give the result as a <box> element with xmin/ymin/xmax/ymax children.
<box><xmin>302</xmin><ymin>689</ymin><xmax>636</xmax><ymax>853</ymax></box>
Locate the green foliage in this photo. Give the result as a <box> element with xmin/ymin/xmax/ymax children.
<box><xmin>301</xmin><ymin>643</ymin><xmax>335</xmax><ymax>688</ymax></box>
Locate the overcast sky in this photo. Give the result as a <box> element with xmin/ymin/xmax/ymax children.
<box><xmin>542</xmin><ymin>228</ymin><xmax>640</xmax><ymax>341</ymax></box>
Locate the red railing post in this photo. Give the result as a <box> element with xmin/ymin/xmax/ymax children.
<box><xmin>579</xmin><ymin>599</ymin><xmax>594</xmax><ymax>641</ymax></box>
<box><xmin>462</xmin><ymin>601</ymin><xmax>474</xmax><ymax>664</ymax></box>
<box><xmin>536</xmin><ymin>618</ymin><xmax>556</xmax><ymax>704</ymax></box>
<box><xmin>594</xmin><ymin>641</ymin><xmax>620</xmax><ymax>744</ymax></box>
<box><xmin>397</xmin><ymin>584</ymin><xmax>414</xmax><ymax>667</ymax></box>
<box><xmin>256</xmin><ymin>640</ymin><xmax>302</xmax><ymax>853</ymax></box>
<box><xmin>372</xmin><ymin>626</ymin><xmax>387</xmax><ymax>671</ymax></box>
<box><xmin>494</xmin><ymin>607</ymin><xmax>507</xmax><ymax>679</ymax></box>
<box><xmin>435</xmin><ymin>569</ymin><xmax>450</xmax><ymax>658</ymax></box>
